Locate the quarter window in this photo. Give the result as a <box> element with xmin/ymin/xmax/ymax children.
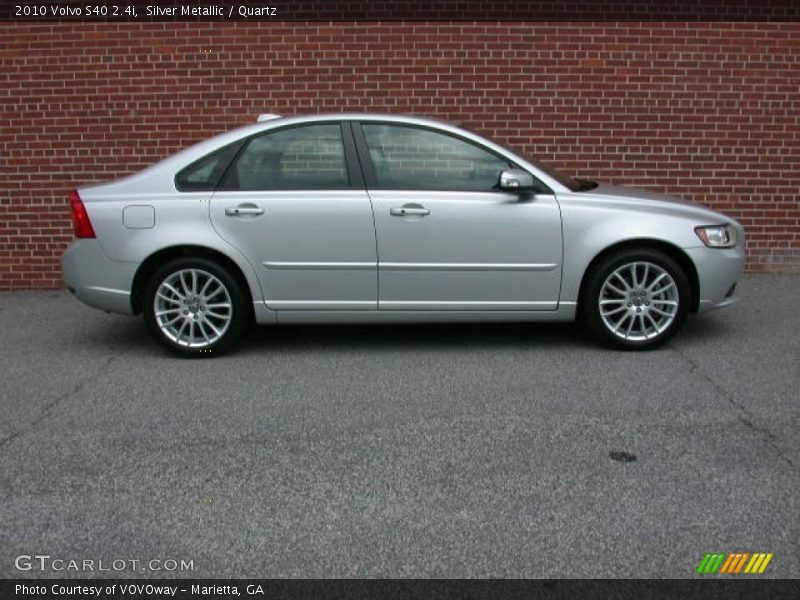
<box><xmin>175</xmin><ymin>142</ymin><xmax>241</xmax><ymax>191</ymax></box>
<box><xmin>361</xmin><ymin>124</ymin><xmax>511</xmax><ymax>191</ymax></box>
<box><xmin>222</xmin><ymin>124</ymin><xmax>349</xmax><ymax>191</ymax></box>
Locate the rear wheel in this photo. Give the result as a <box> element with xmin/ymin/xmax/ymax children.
<box><xmin>581</xmin><ymin>248</ymin><xmax>690</xmax><ymax>350</ymax></box>
<box><xmin>143</xmin><ymin>257</ymin><xmax>248</xmax><ymax>357</ymax></box>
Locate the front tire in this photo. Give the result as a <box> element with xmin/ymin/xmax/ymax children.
<box><xmin>143</xmin><ymin>257</ymin><xmax>248</xmax><ymax>357</ymax></box>
<box><xmin>581</xmin><ymin>248</ymin><xmax>691</xmax><ymax>350</ymax></box>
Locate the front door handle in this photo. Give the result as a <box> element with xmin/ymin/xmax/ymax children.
<box><xmin>225</xmin><ymin>205</ymin><xmax>265</xmax><ymax>217</ymax></box>
<box><xmin>390</xmin><ymin>205</ymin><xmax>430</xmax><ymax>217</ymax></box>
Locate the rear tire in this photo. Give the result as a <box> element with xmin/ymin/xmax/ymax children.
<box><xmin>581</xmin><ymin>248</ymin><xmax>690</xmax><ymax>350</ymax></box>
<box><xmin>143</xmin><ymin>257</ymin><xmax>248</xmax><ymax>358</ymax></box>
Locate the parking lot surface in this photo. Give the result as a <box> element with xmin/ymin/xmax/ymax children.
<box><xmin>1</xmin><ymin>274</ymin><xmax>798</xmax><ymax>578</ymax></box>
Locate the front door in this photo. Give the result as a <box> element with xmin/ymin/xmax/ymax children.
<box><xmin>355</xmin><ymin>122</ymin><xmax>562</xmax><ymax>311</ymax></box>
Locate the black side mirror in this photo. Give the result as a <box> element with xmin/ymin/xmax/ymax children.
<box><xmin>498</xmin><ymin>169</ymin><xmax>535</xmax><ymax>194</ymax></box>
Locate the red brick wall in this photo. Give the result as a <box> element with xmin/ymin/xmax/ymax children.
<box><xmin>1</xmin><ymin>21</ymin><xmax>798</xmax><ymax>290</ymax></box>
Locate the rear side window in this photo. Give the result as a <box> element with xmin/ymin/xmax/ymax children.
<box><xmin>175</xmin><ymin>142</ymin><xmax>242</xmax><ymax>192</ymax></box>
<box><xmin>221</xmin><ymin>124</ymin><xmax>349</xmax><ymax>191</ymax></box>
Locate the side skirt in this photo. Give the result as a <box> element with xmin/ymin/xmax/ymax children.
<box><xmin>267</xmin><ymin>303</ymin><xmax>577</xmax><ymax>325</ymax></box>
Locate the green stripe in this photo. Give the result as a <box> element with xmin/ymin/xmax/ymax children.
<box><xmin>704</xmin><ymin>554</ymin><xmax>719</xmax><ymax>574</ymax></box>
<box><xmin>709</xmin><ymin>553</ymin><xmax>726</xmax><ymax>574</ymax></box>
<box><xmin>696</xmin><ymin>554</ymin><xmax>711</xmax><ymax>574</ymax></box>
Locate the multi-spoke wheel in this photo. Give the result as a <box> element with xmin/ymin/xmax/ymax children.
<box><xmin>582</xmin><ymin>248</ymin><xmax>690</xmax><ymax>349</ymax></box>
<box><xmin>144</xmin><ymin>258</ymin><xmax>248</xmax><ymax>357</ymax></box>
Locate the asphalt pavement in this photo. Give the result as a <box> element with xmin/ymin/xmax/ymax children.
<box><xmin>0</xmin><ymin>274</ymin><xmax>798</xmax><ymax>578</ymax></box>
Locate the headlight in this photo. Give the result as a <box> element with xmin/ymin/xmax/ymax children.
<box><xmin>694</xmin><ymin>224</ymin><xmax>737</xmax><ymax>248</ymax></box>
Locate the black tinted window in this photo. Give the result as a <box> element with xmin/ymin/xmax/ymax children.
<box><xmin>223</xmin><ymin>124</ymin><xmax>349</xmax><ymax>191</ymax></box>
<box><xmin>175</xmin><ymin>143</ymin><xmax>241</xmax><ymax>191</ymax></box>
<box><xmin>362</xmin><ymin>124</ymin><xmax>510</xmax><ymax>191</ymax></box>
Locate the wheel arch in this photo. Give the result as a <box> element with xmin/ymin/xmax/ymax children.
<box><xmin>576</xmin><ymin>239</ymin><xmax>700</xmax><ymax>315</ymax></box>
<box><xmin>130</xmin><ymin>245</ymin><xmax>255</xmax><ymax>317</ymax></box>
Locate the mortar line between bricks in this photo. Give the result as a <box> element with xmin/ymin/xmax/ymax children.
<box><xmin>0</xmin><ymin>349</ymin><xmax>125</xmax><ymax>451</ymax></box>
<box><xmin>668</xmin><ymin>343</ymin><xmax>796</xmax><ymax>471</ymax></box>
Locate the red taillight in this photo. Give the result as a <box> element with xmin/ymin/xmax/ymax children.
<box><xmin>69</xmin><ymin>190</ymin><xmax>96</xmax><ymax>238</ymax></box>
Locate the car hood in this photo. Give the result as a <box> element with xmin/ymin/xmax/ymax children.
<box><xmin>565</xmin><ymin>181</ymin><xmax>739</xmax><ymax>226</ymax></box>
<box><xmin>585</xmin><ymin>182</ymin><xmax>696</xmax><ymax>206</ymax></box>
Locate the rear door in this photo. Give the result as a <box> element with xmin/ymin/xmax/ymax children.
<box><xmin>354</xmin><ymin>122</ymin><xmax>563</xmax><ymax>310</ymax></box>
<box><xmin>209</xmin><ymin>121</ymin><xmax>378</xmax><ymax>310</ymax></box>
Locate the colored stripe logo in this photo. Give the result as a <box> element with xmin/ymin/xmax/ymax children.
<box><xmin>696</xmin><ymin>552</ymin><xmax>773</xmax><ymax>574</ymax></box>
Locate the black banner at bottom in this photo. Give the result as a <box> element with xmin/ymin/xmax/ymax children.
<box><xmin>2</xmin><ymin>579</ymin><xmax>800</xmax><ymax>600</ymax></box>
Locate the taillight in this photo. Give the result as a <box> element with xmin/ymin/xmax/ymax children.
<box><xmin>69</xmin><ymin>190</ymin><xmax>96</xmax><ymax>238</ymax></box>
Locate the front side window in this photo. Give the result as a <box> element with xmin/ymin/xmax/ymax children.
<box><xmin>361</xmin><ymin>124</ymin><xmax>511</xmax><ymax>191</ymax></box>
<box><xmin>222</xmin><ymin>124</ymin><xmax>349</xmax><ymax>191</ymax></box>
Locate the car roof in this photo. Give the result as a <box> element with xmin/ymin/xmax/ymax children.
<box><xmin>254</xmin><ymin>112</ymin><xmax>458</xmax><ymax>128</ymax></box>
<box><xmin>261</xmin><ymin>112</ymin><xmax>450</xmax><ymax>121</ymax></box>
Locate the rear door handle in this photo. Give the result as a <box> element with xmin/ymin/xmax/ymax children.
<box><xmin>390</xmin><ymin>206</ymin><xmax>430</xmax><ymax>217</ymax></box>
<box><xmin>225</xmin><ymin>205</ymin><xmax>265</xmax><ymax>217</ymax></box>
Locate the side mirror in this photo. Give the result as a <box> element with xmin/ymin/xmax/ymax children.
<box><xmin>499</xmin><ymin>169</ymin><xmax>535</xmax><ymax>194</ymax></box>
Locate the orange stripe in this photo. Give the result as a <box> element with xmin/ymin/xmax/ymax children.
<box><xmin>719</xmin><ymin>553</ymin><xmax>736</xmax><ymax>574</ymax></box>
<box><xmin>727</xmin><ymin>553</ymin><xmax>741</xmax><ymax>574</ymax></box>
<box><xmin>734</xmin><ymin>553</ymin><xmax>750</xmax><ymax>573</ymax></box>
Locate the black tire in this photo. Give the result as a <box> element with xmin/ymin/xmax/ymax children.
<box><xmin>580</xmin><ymin>248</ymin><xmax>691</xmax><ymax>350</ymax></box>
<box><xmin>143</xmin><ymin>257</ymin><xmax>249</xmax><ymax>358</ymax></box>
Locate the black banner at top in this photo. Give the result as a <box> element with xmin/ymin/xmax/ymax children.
<box><xmin>2</xmin><ymin>0</ymin><xmax>800</xmax><ymax>22</ymax></box>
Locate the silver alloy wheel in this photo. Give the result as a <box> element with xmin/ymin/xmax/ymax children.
<box><xmin>153</xmin><ymin>268</ymin><xmax>233</xmax><ymax>348</ymax></box>
<box><xmin>598</xmin><ymin>261</ymin><xmax>679</xmax><ymax>342</ymax></box>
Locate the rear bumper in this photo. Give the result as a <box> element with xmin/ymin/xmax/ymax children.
<box><xmin>61</xmin><ymin>240</ymin><xmax>137</xmax><ymax>315</ymax></box>
<box><xmin>685</xmin><ymin>243</ymin><xmax>746</xmax><ymax>313</ymax></box>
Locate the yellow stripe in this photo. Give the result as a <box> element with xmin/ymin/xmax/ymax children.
<box><xmin>758</xmin><ymin>553</ymin><xmax>773</xmax><ymax>574</ymax></box>
<box><xmin>745</xmin><ymin>554</ymin><xmax>762</xmax><ymax>573</ymax></box>
<box><xmin>734</xmin><ymin>553</ymin><xmax>749</xmax><ymax>574</ymax></box>
<box><xmin>719</xmin><ymin>553</ymin><xmax>736</xmax><ymax>574</ymax></box>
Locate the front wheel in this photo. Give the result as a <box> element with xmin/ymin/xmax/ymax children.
<box><xmin>581</xmin><ymin>248</ymin><xmax>691</xmax><ymax>350</ymax></box>
<box><xmin>143</xmin><ymin>258</ymin><xmax>248</xmax><ymax>357</ymax></box>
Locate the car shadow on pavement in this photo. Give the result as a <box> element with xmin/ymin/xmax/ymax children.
<box><xmin>76</xmin><ymin>315</ymin><xmax>155</xmax><ymax>353</ymax></box>
<box><xmin>239</xmin><ymin>320</ymin><xmax>594</xmax><ymax>353</ymax></box>
<box><xmin>674</xmin><ymin>312</ymin><xmax>733</xmax><ymax>342</ymax></box>
<box><xmin>73</xmin><ymin>311</ymin><xmax>733</xmax><ymax>357</ymax></box>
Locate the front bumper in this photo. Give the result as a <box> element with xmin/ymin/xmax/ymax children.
<box><xmin>685</xmin><ymin>242</ymin><xmax>746</xmax><ymax>313</ymax></box>
<box><xmin>62</xmin><ymin>239</ymin><xmax>137</xmax><ymax>315</ymax></box>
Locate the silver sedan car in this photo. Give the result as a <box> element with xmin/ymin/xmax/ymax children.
<box><xmin>62</xmin><ymin>113</ymin><xmax>745</xmax><ymax>356</ymax></box>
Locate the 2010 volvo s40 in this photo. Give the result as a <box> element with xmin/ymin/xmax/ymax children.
<box><xmin>62</xmin><ymin>113</ymin><xmax>745</xmax><ymax>357</ymax></box>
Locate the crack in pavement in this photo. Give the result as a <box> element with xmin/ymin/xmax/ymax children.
<box><xmin>669</xmin><ymin>344</ymin><xmax>796</xmax><ymax>471</ymax></box>
<box><xmin>0</xmin><ymin>349</ymin><xmax>124</xmax><ymax>451</ymax></box>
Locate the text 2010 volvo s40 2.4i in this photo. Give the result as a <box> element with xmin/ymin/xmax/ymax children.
<box><xmin>62</xmin><ymin>113</ymin><xmax>745</xmax><ymax>357</ymax></box>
